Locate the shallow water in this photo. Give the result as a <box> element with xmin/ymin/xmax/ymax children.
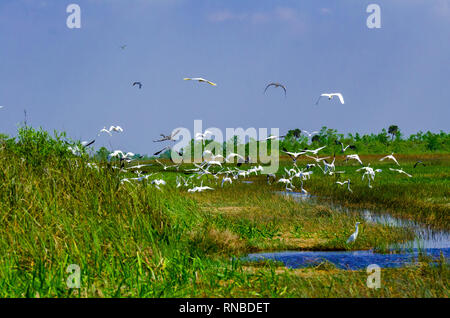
<box><xmin>246</xmin><ymin>191</ymin><xmax>450</xmax><ymax>269</ymax></box>
<box><xmin>245</xmin><ymin>249</ymin><xmax>449</xmax><ymax>270</ymax></box>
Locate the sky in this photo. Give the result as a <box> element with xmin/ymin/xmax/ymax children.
<box><xmin>0</xmin><ymin>0</ymin><xmax>449</xmax><ymax>155</ymax></box>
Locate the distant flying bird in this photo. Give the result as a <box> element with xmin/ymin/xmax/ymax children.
<box><xmin>183</xmin><ymin>77</ymin><xmax>217</xmax><ymax>86</ymax></box>
<box><xmin>316</xmin><ymin>93</ymin><xmax>345</xmax><ymax>105</ymax></box>
<box><xmin>154</xmin><ymin>129</ymin><xmax>181</xmax><ymax>142</ymax></box>
<box><xmin>346</xmin><ymin>222</ymin><xmax>361</xmax><ymax>244</ymax></box>
<box><xmin>379</xmin><ymin>153</ymin><xmax>400</xmax><ymax>166</ymax></box>
<box><xmin>120</xmin><ymin>45</ymin><xmax>127</xmax><ymax>49</ymax></box>
<box><xmin>264</xmin><ymin>82</ymin><xmax>287</xmax><ymax>96</ymax></box>
<box><xmin>98</xmin><ymin>126</ymin><xmax>123</xmax><ymax>136</ymax></box>
<box><xmin>302</xmin><ymin>130</ymin><xmax>319</xmax><ymax>138</ymax></box>
<box><xmin>413</xmin><ymin>161</ymin><xmax>426</xmax><ymax>168</ymax></box>
<box><xmin>133</xmin><ymin>82</ymin><xmax>143</xmax><ymax>89</ymax></box>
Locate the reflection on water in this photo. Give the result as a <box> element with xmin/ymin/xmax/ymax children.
<box><xmin>275</xmin><ymin>191</ymin><xmax>314</xmax><ymax>201</ymax></box>
<box><xmin>360</xmin><ymin>209</ymin><xmax>450</xmax><ymax>249</ymax></box>
<box><xmin>276</xmin><ymin>190</ymin><xmax>450</xmax><ymax>250</ymax></box>
<box><xmin>254</xmin><ymin>191</ymin><xmax>450</xmax><ymax>269</ymax></box>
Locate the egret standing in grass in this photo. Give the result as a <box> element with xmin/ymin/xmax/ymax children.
<box><xmin>346</xmin><ymin>222</ymin><xmax>361</xmax><ymax>244</ymax></box>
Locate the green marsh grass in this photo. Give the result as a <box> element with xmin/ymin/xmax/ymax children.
<box><xmin>0</xmin><ymin>133</ymin><xmax>448</xmax><ymax>297</ymax></box>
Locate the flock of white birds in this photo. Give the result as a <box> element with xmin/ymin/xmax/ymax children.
<box><xmin>64</xmin><ymin>65</ymin><xmax>409</xmax><ymax>244</ymax></box>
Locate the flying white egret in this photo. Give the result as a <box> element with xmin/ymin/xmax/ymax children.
<box><xmin>336</xmin><ymin>140</ymin><xmax>356</xmax><ymax>153</ymax></box>
<box><xmin>379</xmin><ymin>153</ymin><xmax>400</xmax><ymax>166</ymax></box>
<box><xmin>345</xmin><ymin>154</ymin><xmax>363</xmax><ymax>165</ymax></box>
<box><xmin>225</xmin><ymin>153</ymin><xmax>245</xmax><ymax>163</ymax></box>
<box><xmin>305</xmin><ymin>146</ymin><xmax>327</xmax><ymax>155</ymax></box>
<box><xmin>155</xmin><ymin>159</ymin><xmax>180</xmax><ymax>171</ymax></box>
<box><xmin>389</xmin><ymin>168</ymin><xmax>412</xmax><ymax>177</ymax></box>
<box><xmin>305</xmin><ymin>154</ymin><xmax>330</xmax><ymax>163</ymax></box>
<box><xmin>184</xmin><ymin>77</ymin><xmax>217</xmax><ymax>86</ymax></box>
<box><xmin>316</xmin><ymin>93</ymin><xmax>345</xmax><ymax>105</ymax></box>
<box><xmin>302</xmin><ymin>130</ymin><xmax>319</xmax><ymax>138</ymax></box>
<box><xmin>263</xmin><ymin>135</ymin><xmax>285</xmax><ymax>141</ymax></box>
<box><xmin>221</xmin><ymin>176</ymin><xmax>233</xmax><ymax>187</ymax></box>
<box><xmin>346</xmin><ymin>222</ymin><xmax>361</xmax><ymax>243</ymax></box>
<box><xmin>283</xmin><ymin>149</ymin><xmax>307</xmax><ymax>163</ymax></box>
<box><xmin>336</xmin><ymin>179</ymin><xmax>353</xmax><ymax>193</ymax></box>
<box><xmin>98</xmin><ymin>125</ymin><xmax>123</xmax><ymax>136</ymax></box>
<box><xmin>323</xmin><ymin>156</ymin><xmax>336</xmax><ymax>174</ymax></box>
<box><xmin>109</xmin><ymin>150</ymin><xmax>134</xmax><ymax>159</ymax></box>
<box><xmin>151</xmin><ymin>179</ymin><xmax>166</xmax><ymax>190</ymax></box>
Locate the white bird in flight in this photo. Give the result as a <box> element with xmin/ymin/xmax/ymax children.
<box><xmin>316</xmin><ymin>93</ymin><xmax>345</xmax><ymax>105</ymax></box>
<box><xmin>305</xmin><ymin>146</ymin><xmax>327</xmax><ymax>155</ymax></box>
<box><xmin>98</xmin><ymin>125</ymin><xmax>123</xmax><ymax>136</ymax></box>
<box><xmin>225</xmin><ymin>153</ymin><xmax>245</xmax><ymax>163</ymax></box>
<box><xmin>345</xmin><ymin>154</ymin><xmax>363</xmax><ymax>165</ymax></box>
<box><xmin>302</xmin><ymin>130</ymin><xmax>319</xmax><ymax>138</ymax></box>
<box><xmin>184</xmin><ymin>77</ymin><xmax>217</xmax><ymax>86</ymax></box>
<box><xmin>109</xmin><ymin>150</ymin><xmax>134</xmax><ymax>159</ymax></box>
<box><xmin>389</xmin><ymin>168</ymin><xmax>412</xmax><ymax>177</ymax></box>
<box><xmin>379</xmin><ymin>153</ymin><xmax>400</xmax><ymax>166</ymax></box>
<box><xmin>336</xmin><ymin>180</ymin><xmax>353</xmax><ymax>193</ymax></box>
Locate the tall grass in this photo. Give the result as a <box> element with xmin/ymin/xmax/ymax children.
<box><xmin>0</xmin><ymin>127</ymin><xmax>447</xmax><ymax>297</ymax></box>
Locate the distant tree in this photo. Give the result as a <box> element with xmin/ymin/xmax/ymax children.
<box><xmin>388</xmin><ymin>125</ymin><xmax>399</xmax><ymax>141</ymax></box>
<box><xmin>95</xmin><ymin>147</ymin><xmax>110</xmax><ymax>161</ymax></box>
<box><xmin>311</xmin><ymin>135</ymin><xmax>320</xmax><ymax>143</ymax></box>
<box><xmin>288</xmin><ymin>129</ymin><xmax>302</xmax><ymax>139</ymax></box>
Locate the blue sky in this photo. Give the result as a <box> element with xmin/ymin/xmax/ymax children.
<box><xmin>0</xmin><ymin>0</ymin><xmax>449</xmax><ymax>155</ymax></box>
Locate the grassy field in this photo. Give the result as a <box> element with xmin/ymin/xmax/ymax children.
<box><xmin>0</xmin><ymin>143</ymin><xmax>448</xmax><ymax>297</ymax></box>
<box><xmin>276</xmin><ymin>153</ymin><xmax>450</xmax><ymax>229</ymax></box>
